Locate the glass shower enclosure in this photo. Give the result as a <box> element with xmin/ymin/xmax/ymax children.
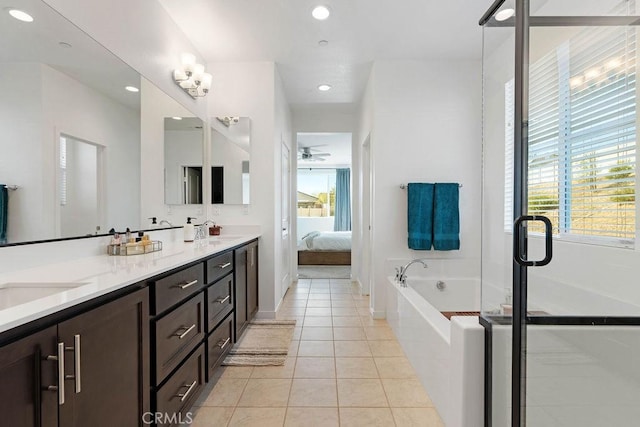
<box><xmin>480</xmin><ymin>0</ymin><xmax>640</xmax><ymax>425</ymax></box>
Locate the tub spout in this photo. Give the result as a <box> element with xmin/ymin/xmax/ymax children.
<box><xmin>397</xmin><ymin>259</ymin><xmax>428</xmax><ymax>287</ymax></box>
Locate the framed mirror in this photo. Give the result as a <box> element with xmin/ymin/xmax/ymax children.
<box><xmin>0</xmin><ymin>0</ymin><xmax>143</xmax><ymax>245</ymax></box>
<box><xmin>164</xmin><ymin>117</ymin><xmax>204</xmax><ymax>205</ymax></box>
<box><xmin>210</xmin><ymin>117</ymin><xmax>251</xmax><ymax>205</ymax></box>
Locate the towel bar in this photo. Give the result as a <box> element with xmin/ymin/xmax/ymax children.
<box><xmin>400</xmin><ymin>184</ymin><xmax>462</xmax><ymax>189</ymax></box>
<box><xmin>3</xmin><ymin>185</ymin><xmax>19</xmax><ymax>191</ymax></box>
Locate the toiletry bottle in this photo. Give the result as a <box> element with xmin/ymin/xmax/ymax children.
<box><xmin>184</xmin><ymin>217</ymin><xmax>196</xmax><ymax>242</ymax></box>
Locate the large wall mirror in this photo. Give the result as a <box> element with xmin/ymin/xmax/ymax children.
<box><xmin>164</xmin><ymin>117</ymin><xmax>204</xmax><ymax>205</ymax></box>
<box><xmin>0</xmin><ymin>0</ymin><xmax>195</xmax><ymax>245</ymax></box>
<box><xmin>210</xmin><ymin>117</ymin><xmax>251</xmax><ymax>205</ymax></box>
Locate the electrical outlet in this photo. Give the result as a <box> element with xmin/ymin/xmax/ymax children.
<box><xmin>212</xmin><ymin>207</ymin><xmax>221</xmax><ymax>216</ymax></box>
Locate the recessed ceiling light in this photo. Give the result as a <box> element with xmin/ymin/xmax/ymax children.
<box><xmin>318</xmin><ymin>84</ymin><xmax>332</xmax><ymax>92</ymax></box>
<box><xmin>172</xmin><ymin>117</ymin><xmax>183</xmax><ymax>120</ymax></box>
<box><xmin>8</xmin><ymin>9</ymin><xmax>34</xmax><ymax>22</ymax></box>
<box><xmin>495</xmin><ymin>8</ymin><xmax>515</xmax><ymax>21</ymax></box>
<box><xmin>318</xmin><ymin>40</ymin><xmax>329</xmax><ymax>47</ymax></box>
<box><xmin>125</xmin><ymin>86</ymin><xmax>139</xmax><ymax>93</ymax></box>
<box><xmin>58</xmin><ymin>42</ymin><xmax>72</xmax><ymax>49</ymax></box>
<box><xmin>312</xmin><ymin>5</ymin><xmax>330</xmax><ymax>20</ymax></box>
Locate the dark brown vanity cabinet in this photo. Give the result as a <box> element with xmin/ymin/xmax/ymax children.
<box><xmin>234</xmin><ymin>241</ymin><xmax>258</xmax><ymax>340</ymax></box>
<box><xmin>0</xmin><ymin>287</ymin><xmax>150</xmax><ymax>427</ymax></box>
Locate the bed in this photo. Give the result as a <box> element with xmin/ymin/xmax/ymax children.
<box><xmin>297</xmin><ymin>231</ymin><xmax>352</xmax><ymax>265</ymax></box>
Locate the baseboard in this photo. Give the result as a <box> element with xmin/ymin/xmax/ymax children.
<box><xmin>355</xmin><ymin>278</ymin><xmax>371</xmax><ymax>296</ymax></box>
<box><xmin>370</xmin><ymin>308</ymin><xmax>386</xmax><ymax>319</ymax></box>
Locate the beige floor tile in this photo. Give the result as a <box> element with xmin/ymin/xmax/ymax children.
<box><xmin>331</xmin><ymin>307</ymin><xmax>359</xmax><ymax>316</ymax></box>
<box><xmin>335</xmin><ymin>357</ymin><xmax>379</xmax><ymax>378</ymax></box>
<box><xmin>301</xmin><ymin>327</ymin><xmax>333</xmax><ymax>341</ymax></box>
<box><xmin>288</xmin><ymin>379</ymin><xmax>338</xmax><ymax>407</ymax></box>
<box><xmin>228</xmin><ymin>407</ymin><xmax>286</xmax><ymax>427</ymax></box>
<box><xmin>251</xmin><ymin>357</ymin><xmax>296</xmax><ymax>379</ymax></box>
<box><xmin>289</xmin><ymin>293</ymin><xmax>310</xmax><ymax>300</ymax></box>
<box><xmin>339</xmin><ymin>408</ymin><xmax>396</xmax><ymax>427</ymax></box>
<box><xmin>307</xmin><ymin>294</ymin><xmax>331</xmax><ymax>300</ymax></box>
<box><xmin>296</xmin><ymin>279</ymin><xmax>312</xmax><ymax>285</ymax></box>
<box><xmin>330</xmin><ymin>278</ymin><xmax>352</xmax><ymax>285</ymax></box>
<box><xmin>309</xmin><ymin>288</ymin><xmax>331</xmax><ymax>293</ymax></box>
<box><xmin>311</xmin><ymin>278</ymin><xmax>331</xmax><ymax>284</ymax></box>
<box><xmin>306</xmin><ymin>299</ymin><xmax>332</xmax><ymax>308</ymax></box>
<box><xmin>237</xmin><ymin>379</ymin><xmax>291</xmax><ymax>407</ymax></box>
<box><xmin>332</xmin><ymin>316</ymin><xmax>362</xmax><ymax>327</ymax></box>
<box><xmin>298</xmin><ymin>340</ymin><xmax>335</xmax><ymax>357</ymax></box>
<box><xmin>282</xmin><ymin>300</ymin><xmax>308</xmax><ymax>308</ymax></box>
<box><xmin>330</xmin><ymin>294</ymin><xmax>354</xmax><ymax>301</ymax></box>
<box><xmin>190</xmin><ymin>407</ymin><xmax>235</xmax><ymax>427</ymax></box>
<box><xmin>374</xmin><ymin>357</ymin><xmax>417</xmax><ymax>379</ymax></box>
<box><xmin>279</xmin><ymin>307</ymin><xmax>307</xmax><ymax>316</ymax></box>
<box><xmin>391</xmin><ymin>408</ymin><xmax>443</xmax><ymax>426</ymax></box>
<box><xmin>288</xmin><ymin>340</ymin><xmax>300</xmax><ymax>357</ymax></box>
<box><xmin>284</xmin><ymin>407</ymin><xmax>339</xmax><ymax>427</ymax></box>
<box><xmin>368</xmin><ymin>340</ymin><xmax>405</xmax><ymax>357</ymax></box>
<box><xmin>201</xmin><ymin>378</ymin><xmax>248</xmax><ymax>407</ymax></box>
<box><xmin>360</xmin><ymin>316</ymin><xmax>388</xmax><ymax>326</ymax></box>
<box><xmin>215</xmin><ymin>366</ymin><xmax>254</xmax><ymax>379</ymax></box>
<box><xmin>356</xmin><ymin>307</ymin><xmax>372</xmax><ymax>316</ymax></box>
<box><xmin>364</xmin><ymin>326</ymin><xmax>396</xmax><ymax>340</ymax></box>
<box><xmin>382</xmin><ymin>379</ymin><xmax>433</xmax><ymax>407</ymax></box>
<box><xmin>337</xmin><ymin>379</ymin><xmax>389</xmax><ymax>407</ymax></box>
<box><xmin>303</xmin><ymin>316</ymin><xmax>333</xmax><ymax>327</ymax></box>
<box><xmin>331</xmin><ymin>288</ymin><xmax>352</xmax><ymax>294</ymax></box>
<box><xmin>334</xmin><ymin>341</ymin><xmax>372</xmax><ymax>357</ymax></box>
<box><xmin>306</xmin><ymin>307</ymin><xmax>333</xmax><ymax>316</ymax></box>
<box><xmin>294</xmin><ymin>357</ymin><xmax>336</xmax><ymax>378</ymax></box>
<box><xmin>331</xmin><ymin>300</ymin><xmax>356</xmax><ymax>308</ymax></box>
<box><xmin>292</xmin><ymin>328</ymin><xmax>302</xmax><ymax>340</ymax></box>
<box><xmin>333</xmin><ymin>327</ymin><xmax>366</xmax><ymax>341</ymax></box>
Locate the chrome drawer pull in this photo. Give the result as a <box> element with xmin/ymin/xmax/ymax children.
<box><xmin>45</xmin><ymin>343</ymin><xmax>65</xmax><ymax>405</ymax></box>
<box><xmin>176</xmin><ymin>380</ymin><xmax>197</xmax><ymax>402</ymax></box>
<box><xmin>174</xmin><ymin>324</ymin><xmax>196</xmax><ymax>339</ymax></box>
<box><xmin>174</xmin><ymin>279</ymin><xmax>198</xmax><ymax>290</ymax></box>
<box><xmin>73</xmin><ymin>334</ymin><xmax>81</xmax><ymax>394</ymax></box>
<box><xmin>217</xmin><ymin>262</ymin><xmax>231</xmax><ymax>269</ymax></box>
<box><xmin>217</xmin><ymin>337</ymin><xmax>231</xmax><ymax>350</ymax></box>
<box><xmin>215</xmin><ymin>295</ymin><xmax>230</xmax><ymax>304</ymax></box>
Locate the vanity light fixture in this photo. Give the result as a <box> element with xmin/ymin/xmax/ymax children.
<box><xmin>495</xmin><ymin>8</ymin><xmax>515</xmax><ymax>21</ymax></box>
<box><xmin>125</xmin><ymin>86</ymin><xmax>139</xmax><ymax>93</ymax></box>
<box><xmin>7</xmin><ymin>8</ymin><xmax>34</xmax><ymax>22</ymax></box>
<box><xmin>217</xmin><ymin>116</ymin><xmax>240</xmax><ymax>127</ymax></box>
<box><xmin>318</xmin><ymin>84</ymin><xmax>332</xmax><ymax>91</ymax></box>
<box><xmin>312</xmin><ymin>5</ymin><xmax>330</xmax><ymax>20</ymax></box>
<box><xmin>173</xmin><ymin>53</ymin><xmax>212</xmax><ymax>99</ymax></box>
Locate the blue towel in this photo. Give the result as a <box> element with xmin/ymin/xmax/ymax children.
<box><xmin>407</xmin><ymin>183</ymin><xmax>434</xmax><ymax>250</ymax></box>
<box><xmin>433</xmin><ymin>183</ymin><xmax>460</xmax><ymax>251</ymax></box>
<box><xmin>0</xmin><ymin>185</ymin><xmax>7</xmax><ymax>245</ymax></box>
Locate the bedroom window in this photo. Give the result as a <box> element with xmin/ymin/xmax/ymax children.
<box><xmin>504</xmin><ymin>24</ymin><xmax>636</xmax><ymax>247</ymax></box>
<box><xmin>297</xmin><ymin>168</ymin><xmax>336</xmax><ymax>218</ymax></box>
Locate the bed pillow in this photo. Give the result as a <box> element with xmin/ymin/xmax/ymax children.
<box><xmin>301</xmin><ymin>231</ymin><xmax>321</xmax><ymax>249</ymax></box>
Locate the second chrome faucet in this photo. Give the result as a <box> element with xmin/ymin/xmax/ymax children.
<box><xmin>395</xmin><ymin>259</ymin><xmax>428</xmax><ymax>287</ymax></box>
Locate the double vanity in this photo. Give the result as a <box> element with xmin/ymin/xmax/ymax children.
<box><xmin>0</xmin><ymin>232</ymin><xmax>260</xmax><ymax>427</ymax></box>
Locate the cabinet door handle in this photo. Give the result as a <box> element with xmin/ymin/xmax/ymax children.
<box><xmin>174</xmin><ymin>279</ymin><xmax>198</xmax><ymax>290</ymax></box>
<box><xmin>45</xmin><ymin>343</ymin><xmax>65</xmax><ymax>405</ymax></box>
<box><xmin>215</xmin><ymin>295</ymin><xmax>230</xmax><ymax>304</ymax></box>
<box><xmin>73</xmin><ymin>335</ymin><xmax>81</xmax><ymax>394</ymax></box>
<box><xmin>174</xmin><ymin>324</ymin><xmax>196</xmax><ymax>339</ymax></box>
<box><xmin>176</xmin><ymin>380</ymin><xmax>197</xmax><ymax>402</ymax></box>
<box><xmin>217</xmin><ymin>337</ymin><xmax>231</xmax><ymax>350</ymax></box>
<box><xmin>217</xmin><ymin>262</ymin><xmax>231</xmax><ymax>269</ymax></box>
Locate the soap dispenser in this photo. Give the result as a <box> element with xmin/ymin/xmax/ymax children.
<box><xmin>184</xmin><ymin>217</ymin><xmax>196</xmax><ymax>242</ymax></box>
<box><xmin>148</xmin><ymin>217</ymin><xmax>158</xmax><ymax>228</ymax></box>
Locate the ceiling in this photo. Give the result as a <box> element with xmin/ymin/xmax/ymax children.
<box><xmin>297</xmin><ymin>132</ymin><xmax>352</xmax><ymax>167</ymax></box>
<box><xmin>158</xmin><ymin>0</ymin><xmax>489</xmax><ymax>107</ymax></box>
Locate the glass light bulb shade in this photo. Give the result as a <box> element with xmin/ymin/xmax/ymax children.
<box><xmin>194</xmin><ymin>63</ymin><xmax>205</xmax><ymax>75</ymax></box>
<box><xmin>200</xmin><ymin>73</ymin><xmax>213</xmax><ymax>90</ymax></box>
<box><xmin>495</xmin><ymin>8</ymin><xmax>515</xmax><ymax>21</ymax></box>
<box><xmin>181</xmin><ymin>53</ymin><xmax>196</xmax><ymax>75</ymax></box>
<box><xmin>179</xmin><ymin>77</ymin><xmax>195</xmax><ymax>89</ymax></box>
<box><xmin>312</xmin><ymin>5</ymin><xmax>330</xmax><ymax>20</ymax></box>
<box><xmin>173</xmin><ymin>69</ymin><xmax>188</xmax><ymax>82</ymax></box>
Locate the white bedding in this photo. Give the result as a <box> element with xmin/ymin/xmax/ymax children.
<box><xmin>298</xmin><ymin>231</ymin><xmax>352</xmax><ymax>251</ymax></box>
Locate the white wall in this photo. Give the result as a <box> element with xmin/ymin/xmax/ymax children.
<box><xmin>164</xmin><ymin>129</ymin><xmax>204</xmax><ymax>205</ymax></box>
<box><xmin>359</xmin><ymin>60</ymin><xmax>483</xmax><ymax>317</ymax></box>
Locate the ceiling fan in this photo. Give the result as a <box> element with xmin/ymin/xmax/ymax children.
<box><xmin>297</xmin><ymin>145</ymin><xmax>331</xmax><ymax>162</ymax></box>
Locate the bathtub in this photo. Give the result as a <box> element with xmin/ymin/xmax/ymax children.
<box><xmin>386</xmin><ymin>277</ymin><xmax>484</xmax><ymax>427</ymax></box>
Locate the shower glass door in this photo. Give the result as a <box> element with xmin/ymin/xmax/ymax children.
<box><xmin>482</xmin><ymin>1</ymin><xmax>640</xmax><ymax>425</ymax></box>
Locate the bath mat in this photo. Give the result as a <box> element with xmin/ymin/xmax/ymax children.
<box><xmin>222</xmin><ymin>320</ymin><xmax>296</xmax><ymax>366</ymax></box>
<box><xmin>298</xmin><ymin>265</ymin><xmax>351</xmax><ymax>279</ymax></box>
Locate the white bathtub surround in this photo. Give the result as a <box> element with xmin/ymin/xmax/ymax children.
<box><xmin>0</xmin><ymin>230</ymin><xmax>260</xmax><ymax>333</ymax></box>
<box><xmin>386</xmin><ymin>277</ymin><xmax>484</xmax><ymax>427</ymax></box>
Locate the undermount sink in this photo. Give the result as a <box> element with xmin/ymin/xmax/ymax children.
<box><xmin>0</xmin><ymin>282</ymin><xmax>88</xmax><ymax>310</ymax></box>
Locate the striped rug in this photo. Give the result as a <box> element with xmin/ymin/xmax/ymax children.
<box><xmin>222</xmin><ymin>320</ymin><xmax>296</xmax><ymax>366</ymax></box>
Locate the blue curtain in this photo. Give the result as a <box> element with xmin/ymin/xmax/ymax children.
<box><xmin>334</xmin><ymin>169</ymin><xmax>351</xmax><ymax>231</ymax></box>
<box><xmin>0</xmin><ymin>185</ymin><xmax>7</xmax><ymax>244</ymax></box>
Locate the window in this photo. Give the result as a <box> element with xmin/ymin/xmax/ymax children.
<box><xmin>505</xmin><ymin>24</ymin><xmax>636</xmax><ymax>245</ymax></box>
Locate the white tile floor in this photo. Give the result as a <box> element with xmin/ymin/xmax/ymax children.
<box><xmin>190</xmin><ymin>278</ymin><xmax>444</xmax><ymax>427</ymax></box>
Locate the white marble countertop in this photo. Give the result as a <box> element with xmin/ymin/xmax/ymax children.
<box><xmin>0</xmin><ymin>232</ymin><xmax>260</xmax><ymax>335</ymax></box>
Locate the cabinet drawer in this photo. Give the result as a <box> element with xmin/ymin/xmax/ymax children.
<box><xmin>152</xmin><ymin>263</ymin><xmax>204</xmax><ymax>315</ymax></box>
<box><xmin>207</xmin><ymin>314</ymin><xmax>233</xmax><ymax>381</ymax></box>
<box><xmin>155</xmin><ymin>293</ymin><xmax>204</xmax><ymax>384</ymax></box>
<box><xmin>206</xmin><ymin>252</ymin><xmax>233</xmax><ymax>284</ymax></box>
<box><xmin>207</xmin><ymin>274</ymin><xmax>233</xmax><ymax>331</ymax></box>
<box><xmin>156</xmin><ymin>344</ymin><xmax>205</xmax><ymax>427</ymax></box>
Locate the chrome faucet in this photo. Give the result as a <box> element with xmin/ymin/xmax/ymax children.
<box><xmin>158</xmin><ymin>219</ymin><xmax>173</xmax><ymax>227</ymax></box>
<box><xmin>395</xmin><ymin>259</ymin><xmax>428</xmax><ymax>287</ymax></box>
<box><xmin>195</xmin><ymin>220</ymin><xmax>215</xmax><ymax>240</ymax></box>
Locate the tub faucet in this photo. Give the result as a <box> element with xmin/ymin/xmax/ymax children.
<box><xmin>396</xmin><ymin>259</ymin><xmax>428</xmax><ymax>287</ymax></box>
